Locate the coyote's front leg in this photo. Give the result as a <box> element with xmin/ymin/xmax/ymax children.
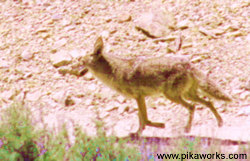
<box><xmin>135</xmin><ymin>96</ymin><xmax>165</xmax><ymax>134</ymax></box>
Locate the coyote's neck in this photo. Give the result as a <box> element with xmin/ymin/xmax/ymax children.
<box><xmin>89</xmin><ymin>55</ymin><xmax>113</xmax><ymax>77</ymax></box>
<box><xmin>88</xmin><ymin>53</ymin><xmax>136</xmax><ymax>90</ymax></box>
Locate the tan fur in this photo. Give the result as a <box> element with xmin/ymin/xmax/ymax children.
<box><xmin>82</xmin><ymin>36</ymin><xmax>231</xmax><ymax>133</ymax></box>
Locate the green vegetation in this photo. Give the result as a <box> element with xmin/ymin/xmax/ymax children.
<box><xmin>0</xmin><ymin>102</ymin><xmax>140</xmax><ymax>160</ymax></box>
<box><xmin>0</xmin><ymin>102</ymin><xmax>248</xmax><ymax>161</ymax></box>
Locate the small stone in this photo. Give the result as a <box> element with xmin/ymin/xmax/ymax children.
<box><xmin>54</xmin><ymin>38</ymin><xmax>67</xmax><ymax>48</ymax></box>
<box><xmin>177</xmin><ymin>20</ymin><xmax>189</xmax><ymax>30</ymax></box>
<box><xmin>231</xmin><ymin>89</ymin><xmax>243</xmax><ymax>95</ymax></box>
<box><xmin>118</xmin><ymin>13</ymin><xmax>132</xmax><ymax>23</ymax></box>
<box><xmin>84</xmin><ymin>72</ymin><xmax>94</xmax><ymax>80</ymax></box>
<box><xmin>50</xmin><ymin>50</ymin><xmax>72</xmax><ymax>68</ymax></box>
<box><xmin>98</xmin><ymin>4</ymin><xmax>106</xmax><ymax>9</ymax></box>
<box><xmin>110</xmin><ymin>28</ymin><xmax>117</xmax><ymax>34</ymax></box>
<box><xmin>83</xmin><ymin>7</ymin><xmax>91</xmax><ymax>14</ymax></box>
<box><xmin>191</xmin><ymin>56</ymin><xmax>203</xmax><ymax>63</ymax></box>
<box><xmin>0</xmin><ymin>59</ymin><xmax>10</xmax><ymax>68</ymax></box>
<box><xmin>52</xmin><ymin>14</ymin><xmax>63</xmax><ymax>21</ymax></box>
<box><xmin>23</xmin><ymin>72</ymin><xmax>32</xmax><ymax>78</ymax></box>
<box><xmin>35</xmin><ymin>28</ymin><xmax>49</xmax><ymax>34</ymax></box>
<box><xmin>100</xmin><ymin>111</ymin><xmax>109</xmax><ymax>119</ymax></box>
<box><xmin>68</xmin><ymin>67</ymin><xmax>88</xmax><ymax>77</ymax></box>
<box><xmin>45</xmin><ymin>19</ymin><xmax>54</xmax><ymax>25</ymax></box>
<box><xmin>21</xmin><ymin>49</ymin><xmax>34</xmax><ymax>61</ymax></box>
<box><xmin>64</xmin><ymin>26</ymin><xmax>75</xmax><ymax>31</ymax></box>
<box><xmin>118</xmin><ymin>105</ymin><xmax>130</xmax><ymax>114</ymax></box>
<box><xmin>239</xmin><ymin>91</ymin><xmax>249</xmax><ymax>100</ymax></box>
<box><xmin>105</xmin><ymin>17</ymin><xmax>112</xmax><ymax>23</ymax></box>
<box><xmin>58</xmin><ymin>67</ymin><xmax>70</xmax><ymax>75</ymax></box>
<box><xmin>237</xmin><ymin>105</ymin><xmax>250</xmax><ymax>116</ymax></box>
<box><xmin>99</xmin><ymin>87</ymin><xmax>114</xmax><ymax>100</ymax></box>
<box><xmin>182</xmin><ymin>43</ymin><xmax>193</xmax><ymax>49</ymax></box>
<box><xmin>62</xmin><ymin>19</ymin><xmax>72</xmax><ymax>26</ymax></box>
<box><xmin>245</xmin><ymin>80</ymin><xmax>250</xmax><ymax>90</ymax></box>
<box><xmin>235</xmin><ymin>37</ymin><xmax>242</xmax><ymax>41</ymax></box>
<box><xmin>213</xmin><ymin>28</ymin><xmax>226</xmax><ymax>36</ymax></box>
<box><xmin>22</xmin><ymin>0</ymin><xmax>33</xmax><ymax>5</ymax></box>
<box><xmin>87</xmin><ymin>84</ymin><xmax>96</xmax><ymax>92</ymax></box>
<box><xmin>78</xmin><ymin>67</ymin><xmax>89</xmax><ymax>76</ymax></box>
<box><xmin>246</xmin><ymin>34</ymin><xmax>250</xmax><ymax>42</ymax></box>
<box><xmin>153</xmin><ymin>36</ymin><xmax>176</xmax><ymax>43</ymax></box>
<box><xmin>229</xmin><ymin>31</ymin><xmax>244</xmax><ymax>37</ymax></box>
<box><xmin>166</xmin><ymin>46</ymin><xmax>176</xmax><ymax>53</ymax></box>
<box><xmin>101</xmin><ymin>31</ymin><xmax>109</xmax><ymax>39</ymax></box>
<box><xmin>1</xmin><ymin>90</ymin><xmax>14</xmax><ymax>100</ymax></box>
<box><xmin>40</xmin><ymin>33</ymin><xmax>51</xmax><ymax>39</ymax></box>
<box><xmin>85</xmin><ymin>98</ymin><xmax>92</xmax><ymax>106</ymax></box>
<box><xmin>51</xmin><ymin>91</ymin><xmax>65</xmax><ymax>103</ymax></box>
<box><xmin>42</xmin><ymin>2</ymin><xmax>51</xmax><ymax>7</ymax></box>
<box><xmin>105</xmin><ymin>106</ymin><xmax>119</xmax><ymax>112</ymax></box>
<box><xmin>199</xmin><ymin>27</ymin><xmax>217</xmax><ymax>38</ymax></box>
<box><xmin>113</xmin><ymin>102</ymin><xmax>121</xmax><ymax>108</ymax></box>
<box><xmin>68</xmin><ymin>49</ymin><xmax>86</xmax><ymax>59</ymax></box>
<box><xmin>116</xmin><ymin>95</ymin><xmax>126</xmax><ymax>103</ymax></box>
<box><xmin>65</xmin><ymin>96</ymin><xmax>75</xmax><ymax>106</ymax></box>
<box><xmin>26</xmin><ymin>90</ymin><xmax>42</xmax><ymax>101</ymax></box>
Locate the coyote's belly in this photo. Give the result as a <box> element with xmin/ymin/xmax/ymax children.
<box><xmin>114</xmin><ymin>81</ymin><xmax>162</xmax><ymax>98</ymax></box>
<box><xmin>89</xmin><ymin>68</ymin><xmax>169</xmax><ymax>98</ymax></box>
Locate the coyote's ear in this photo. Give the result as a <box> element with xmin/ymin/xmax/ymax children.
<box><xmin>93</xmin><ymin>36</ymin><xmax>104</xmax><ymax>56</ymax></box>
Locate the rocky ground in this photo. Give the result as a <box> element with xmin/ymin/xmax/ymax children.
<box><xmin>0</xmin><ymin>0</ymin><xmax>249</xmax><ymax>145</ymax></box>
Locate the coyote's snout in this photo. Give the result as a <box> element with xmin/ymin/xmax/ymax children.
<box><xmin>82</xmin><ymin>36</ymin><xmax>231</xmax><ymax>134</ymax></box>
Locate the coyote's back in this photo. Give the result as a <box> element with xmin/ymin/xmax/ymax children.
<box><xmin>82</xmin><ymin>36</ymin><xmax>231</xmax><ymax>133</ymax></box>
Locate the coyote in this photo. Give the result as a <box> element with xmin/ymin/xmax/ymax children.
<box><xmin>82</xmin><ymin>36</ymin><xmax>231</xmax><ymax>133</ymax></box>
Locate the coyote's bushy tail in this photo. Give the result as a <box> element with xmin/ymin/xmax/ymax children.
<box><xmin>192</xmin><ymin>67</ymin><xmax>231</xmax><ymax>102</ymax></box>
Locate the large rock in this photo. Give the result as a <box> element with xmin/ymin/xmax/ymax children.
<box><xmin>135</xmin><ymin>7</ymin><xmax>176</xmax><ymax>38</ymax></box>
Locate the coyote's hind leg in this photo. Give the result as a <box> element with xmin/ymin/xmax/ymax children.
<box><xmin>187</xmin><ymin>94</ymin><xmax>223</xmax><ymax>127</ymax></box>
<box><xmin>164</xmin><ymin>92</ymin><xmax>195</xmax><ymax>133</ymax></box>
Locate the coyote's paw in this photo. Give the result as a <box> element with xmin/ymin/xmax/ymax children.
<box><xmin>218</xmin><ymin>119</ymin><xmax>223</xmax><ymax>127</ymax></box>
<box><xmin>184</xmin><ymin>125</ymin><xmax>191</xmax><ymax>133</ymax></box>
<box><xmin>146</xmin><ymin>121</ymin><xmax>165</xmax><ymax>128</ymax></box>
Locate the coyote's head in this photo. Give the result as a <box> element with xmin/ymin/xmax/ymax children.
<box><xmin>82</xmin><ymin>36</ymin><xmax>104</xmax><ymax>66</ymax></box>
